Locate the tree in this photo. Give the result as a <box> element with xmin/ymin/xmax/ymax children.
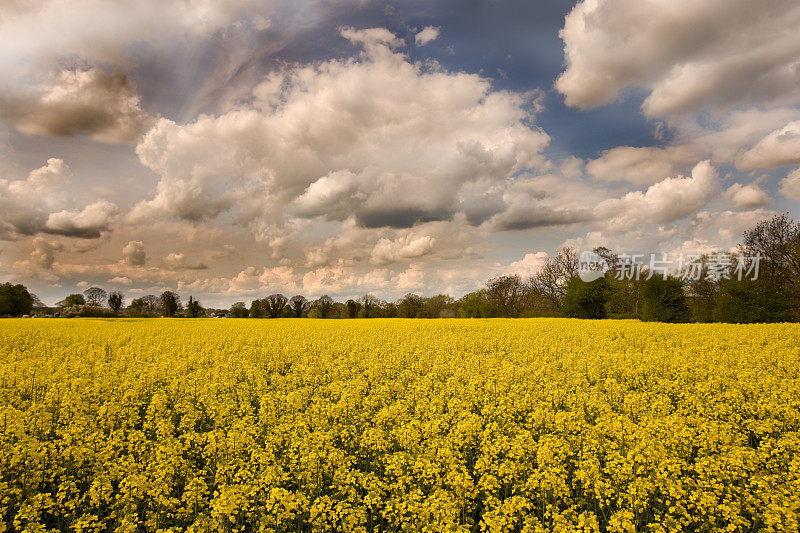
<box><xmin>288</xmin><ymin>295</ymin><xmax>308</xmax><ymax>318</ymax></box>
<box><xmin>458</xmin><ymin>290</ymin><xmax>496</xmax><ymax>318</ymax></box>
<box><xmin>159</xmin><ymin>291</ymin><xmax>181</xmax><ymax>317</ymax></box>
<box><xmin>740</xmin><ymin>213</ymin><xmax>800</xmax><ymax>318</ymax></box>
<box><xmin>605</xmin><ymin>275</ymin><xmax>643</xmax><ymax>319</ymax></box>
<box><xmin>345</xmin><ymin>299</ymin><xmax>361</xmax><ymax>319</ymax></box>
<box><xmin>397</xmin><ymin>293</ymin><xmax>424</xmax><ymax>318</ymax></box>
<box><xmin>684</xmin><ymin>256</ymin><xmax>719</xmax><ymax>323</ymax></box>
<box><xmin>713</xmin><ymin>277</ymin><xmax>792</xmax><ymax>323</ymax></box>
<box><xmin>531</xmin><ymin>247</ymin><xmax>578</xmax><ymax>311</ymax></box>
<box><xmin>58</xmin><ymin>293</ymin><xmax>86</xmax><ymax>307</ymax></box>
<box><xmin>358</xmin><ymin>294</ymin><xmax>379</xmax><ymax>318</ymax></box>
<box><xmin>230</xmin><ymin>302</ymin><xmax>249</xmax><ymax>318</ymax></box>
<box><xmin>641</xmin><ymin>274</ymin><xmax>691</xmax><ymax>323</ymax></box>
<box><xmin>419</xmin><ymin>294</ymin><xmax>456</xmax><ymax>318</ymax></box>
<box><xmin>249</xmin><ymin>299</ymin><xmax>264</xmax><ymax>318</ymax></box>
<box><xmin>187</xmin><ymin>296</ymin><xmax>204</xmax><ymax>318</ymax></box>
<box><xmin>83</xmin><ymin>287</ymin><xmax>107</xmax><ymax>307</ymax></box>
<box><xmin>312</xmin><ymin>295</ymin><xmax>335</xmax><ymax>318</ymax></box>
<box><xmin>0</xmin><ymin>283</ymin><xmax>34</xmax><ymax>316</ymax></box>
<box><xmin>107</xmin><ymin>291</ymin><xmax>124</xmax><ymax>315</ymax></box>
<box><xmin>264</xmin><ymin>294</ymin><xmax>288</xmax><ymax>318</ymax></box>
<box><xmin>486</xmin><ymin>275</ymin><xmax>526</xmax><ymax>318</ymax></box>
<box><xmin>563</xmin><ymin>276</ymin><xmax>609</xmax><ymax>319</ymax></box>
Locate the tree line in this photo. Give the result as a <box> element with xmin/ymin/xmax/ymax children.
<box><xmin>2</xmin><ymin>214</ymin><xmax>798</xmax><ymax>323</ymax></box>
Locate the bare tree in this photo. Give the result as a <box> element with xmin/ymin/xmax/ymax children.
<box><xmin>141</xmin><ymin>295</ymin><xmax>159</xmax><ymax>314</ymax></box>
<box><xmin>83</xmin><ymin>286</ymin><xmax>107</xmax><ymax>307</ymax></box>
<box><xmin>486</xmin><ymin>275</ymin><xmax>525</xmax><ymax>317</ymax></box>
<box><xmin>289</xmin><ymin>295</ymin><xmax>308</xmax><ymax>318</ymax></box>
<box><xmin>264</xmin><ymin>294</ymin><xmax>288</xmax><ymax>318</ymax></box>
<box><xmin>740</xmin><ymin>213</ymin><xmax>800</xmax><ymax>315</ymax></box>
<box><xmin>531</xmin><ymin>247</ymin><xmax>578</xmax><ymax>310</ymax></box>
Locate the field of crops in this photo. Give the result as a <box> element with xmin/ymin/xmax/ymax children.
<box><xmin>1</xmin><ymin>318</ymin><xmax>799</xmax><ymax>532</ymax></box>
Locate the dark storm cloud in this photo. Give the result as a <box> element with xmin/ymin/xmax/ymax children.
<box><xmin>0</xmin><ymin>68</ymin><xmax>151</xmax><ymax>143</ymax></box>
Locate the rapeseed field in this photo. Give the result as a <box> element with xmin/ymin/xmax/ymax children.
<box><xmin>1</xmin><ymin>318</ymin><xmax>798</xmax><ymax>532</ymax></box>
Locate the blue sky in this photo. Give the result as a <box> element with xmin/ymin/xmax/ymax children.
<box><xmin>2</xmin><ymin>0</ymin><xmax>799</xmax><ymax>306</ymax></box>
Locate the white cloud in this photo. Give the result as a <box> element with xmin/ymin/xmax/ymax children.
<box><xmin>109</xmin><ymin>276</ymin><xmax>133</xmax><ymax>285</ymax></box>
<box><xmin>507</xmin><ymin>252</ymin><xmax>548</xmax><ymax>277</ymax></box>
<box><xmin>780</xmin><ymin>168</ymin><xmax>800</xmax><ymax>202</ymax></box>
<box><xmin>415</xmin><ymin>26</ymin><xmax>440</xmax><ymax>46</ymax></box>
<box><xmin>736</xmin><ymin>120</ymin><xmax>800</xmax><ymax>170</ymax></box>
<box><xmin>163</xmin><ymin>252</ymin><xmax>208</xmax><ymax>271</ymax></box>
<box><xmin>131</xmin><ymin>27</ymin><xmax>550</xmax><ymax>232</ymax></box>
<box><xmin>370</xmin><ymin>234</ymin><xmax>436</xmax><ymax>265</ymax></box>
<box><xmin>724</xmin><ymin>182</ymin><xmax>771</xmax><ymax>209</ymax></box>
<box><xmin>557</xmin><ymin>0</ymin><xmax>800</xmax><ymax>116</ymax></box>
<box><xmin>122</xmin><ymin>240</ymin><xmax>146</xmax><ymax>266</ymax></box>
<box><xmin>586</xmin><ymin>145</ymin><xmax>698</xmax><ymax>185</ymax></box>
<box><xmin>44</xmin><ymin>200</ymin><xmax>119</xmax><ymax>238</ymax></box>
<box><xmin>595</xmin><ymin>160</ymin><xmax>719</xmax><ymax>231</ymax></box>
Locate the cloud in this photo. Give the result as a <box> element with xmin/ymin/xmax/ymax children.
<box><xmin>415</xmin><ymin>26</ymin><xmax>440</xmax><ymax>46</ymax></box>
<box><xmin>1</xmin><ymin>158</ymin><xmax>70</xmax><ymax>238</ymax></box>
<box><xmin>736</xmin><ymin>120</ymin><xmax>800</xmax><ymax>170</ymax></box>
<box><xmin>780</xmin><ymin>168</ymin><xmax>800</xmax><ymax>202</ymax></box>
<box><xmin>557</xmin><ymin>0</ymin><xmax>800</xmax><ymax>116</ymax></box>
<box><xmin>370</xmin><ymin>234</ymin><xmax>436</xmax><ymax>265</ymax></box>
<box><xmin>507</xmin><ymin>252</ymin><xmax>548</xmax><ymax>277</ymax></box>
<box><xmin>44</xmin><ymin>200</ymin><xmax>119</xmax><ymax>238</ymax></box>
<box><xmin>0</xmin><ymin>68</ymin><xmax>151</xmax><ymax>143</ymax></box>
<box><xmin>595</xmin><ymin>160</ymin><xmax>719</xmax><ymax>231</ymax></box>
<box><xmin>163</xmin><ymin>252</ymin><xmax>209</xmax><ymax>271</ymax></box>
<box><xmin>724</xmin><ymin>182</ymin><xmax>771</xmax><ymax>209</ymax></box>
<box><xmin>122</xmin><ymin>240</ymin><xmax>146</xmax><ymax>266</ymax></box>
<box><xmin>131</xmin><ymin>27</ymin><xmax>550</xmax><ymax>232</ymax></box>
<box><xmin>586</xmin><ymin>145</ymin><xmax>698</xmax><ymax>185</ymax></box>
<box><xmin>109</xmin><ymin>276</ymin><xmax>133</xmax><ymax>286</ymax></box>
<box><xmin>29</xmin><ymin>237</ymin><xmax>61</xmax><ymax>270</ymax></box>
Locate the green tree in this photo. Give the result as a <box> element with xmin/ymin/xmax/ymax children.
<box><xmin>563</xmin><ymin>276</ymin><xmax>609</xmax><ymax>319</ymax></box>
<box><xmin>713</xmin><ymin>277</ymin><xmax>792</xmax><ymax>323</ymax></box>
<box><xmin>249</xmin><ymin>299</ymin><xmax>264</xmax><ymax>318</ymax></box>
<box><xmin>641</xmin><ymin>274</ymin><xmax>691</xmax><ymax>323</ymax></box>
<box><xmin>0</xmin><ymin>283</ymin><xmax>34</xmax><ymax>316</ymax></box>
<box><xmin>458</xmin><ymin>290</ymin><xmax>496</xmax><ymax>318</ymax></box>
<box><xmin>230</xmin><ymin>302</ymin><xmax>249</xmax><ymax>318</ymax></box>
<box><xmin>59</xmin><ymin>293</ymin><xmax>86</xmax><ymax>307</ymax></box>
<box><xmin>107</xmin><ymin>291</ymin><xmax>124</xmax><ymax>315</ymax></box>
<box><xmin>397</xmin><ymin>293</ymin><xmax>425</xmax><ymax>318</ymax></box>
<box><xmin>419</xmin><ymin>294</ymin><xmax>456</xmax><ymax>318</ymax></box>
<box><xmin>345</xmin><ymin>299</ymin><xmax>361</xmax><ymax>319</ymax></box>
<box><xmin>187</xmin><ymin>296</ymin><xmax>204</xmax><ymax>318</ymax></box>
<box><xmin>159</xmin><ymin>291</ymin><xmax>181</xmax><ymax>317</ymax></box>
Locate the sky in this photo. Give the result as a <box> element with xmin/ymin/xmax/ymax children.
<box><xmin>1</xmin><ymin>0</ymin><xmax>800</xmax><ymax>307</ymax></box>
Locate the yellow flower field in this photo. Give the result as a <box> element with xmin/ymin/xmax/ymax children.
<box><xmin>1</xmin><ymin>318</ymin><xmax>799</xmax><ymax>532</ymax></box>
